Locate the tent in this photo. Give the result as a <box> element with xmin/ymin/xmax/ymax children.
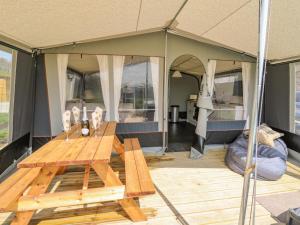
<box><xmin>0</xmin><ymin>1</ymin><xmax>299</xmax><ymax>224</ymax></box>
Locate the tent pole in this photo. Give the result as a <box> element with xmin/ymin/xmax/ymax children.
<box><xmin>238</xmin><ymin>0</ymin><xmax>271</xmax><ymax>224</ymax></box>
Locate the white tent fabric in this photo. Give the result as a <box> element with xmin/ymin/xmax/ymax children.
<box><xmin>150</xmin><ymin>57</ymin><xmax>159</xmax><ymax>122</ymax></box>
<box><xmin>242</xmin><ymin>62</ymin><xmax>251</xmax><ymax>128</ymax></box>
<box><xmin>195</xmin><ymin>60</ymin><xmax>216</xmax><ymax>138</ymax></box>
<box><xmin>96</xmin><ymin>55</ymin><xmax>110</xmax><ymax>121</ymax></box>
<box><xmin>57</xmin><ymin>54</ymin><xmax>69</xmax><ymax>118</ymax></box>
<box><xmin>113</xmin><ymin>55</ymin><xmax>125</xmax><ymax>122</ymax></box>
<box><xmin>1</xmin><ymin>1</ymin><xmax>300</xmax><ymax>61</ymax></box>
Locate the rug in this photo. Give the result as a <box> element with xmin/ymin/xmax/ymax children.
<box><xmin>256</xmin><ymin>191</ymin><xmax>300</xmax><ymax>223</ymax></box>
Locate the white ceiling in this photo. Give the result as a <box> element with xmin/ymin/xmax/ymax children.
<box><xmin>0</xmin><ymin>0</ymin><xmax>300</xmax><ymax>61</ymax></box>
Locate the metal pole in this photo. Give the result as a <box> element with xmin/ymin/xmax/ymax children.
<box><xmin>238</xmin><ymin>0</ymin><xmax>271</xmax><ymax>224</ymax></box>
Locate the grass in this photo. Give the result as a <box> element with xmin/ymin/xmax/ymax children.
<box><xmin>0</xmin><ymin>70</ymin><xmax>10</xmax><ymax>77</ymax></box>
<box><xmin>0</xmin><ymin>129</ymin><xmax>8</xmax><ymax>141</ymax></box>
<box><xmin>0</xmin><ymin>113</ymin><xmax>8</xmax><ymax>125</ymax></box>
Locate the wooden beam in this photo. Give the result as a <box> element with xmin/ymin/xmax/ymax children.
<box><xmin>92</xmin><ymin>163</ymin><xmax>147</xmax><ymax>221</ymax></box>
<box><xmin>113</xmin><ymin>135</ymin><xmax>125</xmax><ymax>161</ymax></box>
<box><xmin>10</xmin><ymin>166</ymin><xmax>59</xmax><ymax>225</ymax></box>
<box><xmin>9</xmin><ymin>186</ymin><xmax>125</xmax><ymax>212</ymax></box>
<box><xmin>82</xmin><ymin>165</ymin><xmax>90</xmax><ymax>190</ymax></box>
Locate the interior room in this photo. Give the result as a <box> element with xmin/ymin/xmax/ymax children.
<box><xmin>168</xmin><ymin>55</ymin><xmax>246</xmax><ymax>152</ymax></box>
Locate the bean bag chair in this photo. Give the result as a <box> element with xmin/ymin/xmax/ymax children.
<box><xmin>225</xmin><ymin>134</ymin><xmax>288</xmax><ymax>180</ymax></box>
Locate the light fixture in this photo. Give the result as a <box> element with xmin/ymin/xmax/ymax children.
<box><xmin>172</xmin><ymin>70</ymin><xmax>182</xmax><ymax>78</ymax></box>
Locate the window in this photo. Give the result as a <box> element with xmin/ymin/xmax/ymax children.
<box><xmin>0</xmin><ymin>46</ymin><xmax>15</xmax><ymax>149</ymax></box>
<box><xmin>290</xmin><ymin>62</ymin><xmax>300</xmax><ymax>134</ymax></box>
<box><xmin>66</xmin><ymin>54</ymin><xmax>105</xmax><ymax>117</ymax></box>
<box><xmin>210</xmin><ymin>71</ymin><xmax>244</xmax><ymax>120</ymax></box>
<box><xmin>119</xmin><ymin>56</ymin><xmax>156</xmax><ymax>123</ymax></box>
<box><xmin>66</xmin><ymin>69</ymin><xmax>82</xmax><ymax>101</ymax></box>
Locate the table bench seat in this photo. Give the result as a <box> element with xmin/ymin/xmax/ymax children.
<box><xmin>0</xmin><ymin>167</ymin><xmax>41</xmax><ymax>212</ymax></box>
<box><xmin>124</xmin><ymin>138</ymin><xmax>155</xmax><ymax>197</ymax></box>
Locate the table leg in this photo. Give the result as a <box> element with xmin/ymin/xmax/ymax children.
<box><xmin>92</xmin><ymin>163</ymin><xmax>146</xmax><ymax>221</ymax></box>
<box><xmin>113</xmin><ymin>135</ymin><xmax>125</xmax><ymax>161</ymax></box>
<box><xmin>10</xmin><ymin>166</ymin><xmax>60</xmax><ymax>225</ymax></box>
<box><xmin>56</xmin><ymin>166</ymin><xmax>67</xmax><ymax>175</ymax></box>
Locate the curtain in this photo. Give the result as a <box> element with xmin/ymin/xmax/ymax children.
<box><xmin>96</xmin><ymin>55</ymin><xmax>110</xmax><ymax>121</ymax></box>
<box><xmin>57</xmin><ymin>54</ymin><xmax>69</xmax><ymax>117</ymax></box>
<box><xmin>207</xmin><ymin>60</ymin><xmax>217</xmax><ymax>96</ymax></box>
<box><xmin>195</xmin><ymin>60</ymin><xmax>217</xmax><ymax>138</ymax></box>
<box><xmin>150</xmin><ymin>57</ymin><xmax>159</xmax><ymax>121</ymax></box>
<box><xmin>113</xmin><ymin>56</ymin><xmax>125</xmax><ymax>122</ymax></box>
<box><xmin>242</xmin><ymin>62</ymin><xmax>251</xmax><ymax>128</ymax></box>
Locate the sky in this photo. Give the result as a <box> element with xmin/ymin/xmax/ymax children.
<box><xmin>0</xmin><ymin>50</ymin><xmax>12</xmax><ymax>61</ymax></box>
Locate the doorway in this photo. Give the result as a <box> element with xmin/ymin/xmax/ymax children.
<box><xmin>167</xmin><ymin>55</ymin><xmax>205</xmax><ymax>151</ymax></box>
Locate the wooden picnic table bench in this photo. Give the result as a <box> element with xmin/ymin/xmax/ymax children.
<box><xmin>0</xmin><ymin>121</ymin><xmax>155</xmax><ymax>225</ymax></box>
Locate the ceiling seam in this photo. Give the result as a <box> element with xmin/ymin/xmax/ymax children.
<box><xmin>135</xmin><ymin>0</ymin><xmax>143</xmax><ymax>31</ymax></box>
<box><xmin>0</xmin><ymin>29</ymin><xmax>33</xmax><ymax>49</ymax></box>
<box><xmin>200</xmin><ymin>0</ymin><xmax>253</xmax><ymax>36</ymax></box>
<box><xmin>166</xmin><ymin>0</ymin><xmax>189</xmax><ymax>29</ymax></box>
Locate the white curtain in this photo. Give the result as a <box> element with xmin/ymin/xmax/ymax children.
<box><xmin>113</xmin><ymin>56</ymin><xmax>125</xmax><ymax>122</ymax></box>
<box><xmin>150</xmin><ymin>57</ymin><xmax>159</xmax><ymax>121</ymax></box>
<box><xmin>57</xmin><ymin>54</ymin><xmax>69</xmax><ymax>117</ymax></box>
<box><xmin>195</xmin><ymin>60</ymin><xmax>217</xmax><ymax>138</ymax></box>
<box><xmin>242</xmin><ymin>62</ymin><xmax>251</xmax><ymax>128</ymax></box>
<box><xmin>207</xmin><ymin>60</ymin><xmax>217</xmax><ymax>96</ymax></box>
<box><xmin>96</xmin><ymin>55</ymin><xmax>110</xmax><ymax>121</ymax></box>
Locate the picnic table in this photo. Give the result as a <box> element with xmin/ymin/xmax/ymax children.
<box><xmin>0</xmin><ymin>121</ymin><xmax>155</xmax><ymax>225</ymax></box>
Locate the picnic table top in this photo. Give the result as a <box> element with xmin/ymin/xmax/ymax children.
<box><xmin>18</xmin><ymin>121</ymin><xmax>117</xmax><ymax>168</ymax></box>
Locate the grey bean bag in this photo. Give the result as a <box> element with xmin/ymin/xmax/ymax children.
<box><xmin>225</xmin><ymin>134</ymin><xmax>288</xmax><ymax>180</ymax></box>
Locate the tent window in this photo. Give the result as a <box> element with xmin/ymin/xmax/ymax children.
<box><xmin>66</xmin><ymin>69</ymin><xmax>82</xmax><ymax>101</ymax></box>
<box><xmin>0</xmin><ymin>46</ymin><xmax>15</xmax><ymax>149</ymax></box>
<box><xmin>210</xmin><ymin>71</ymin><xmax>244</xmax><ymax>120</ymax></box>
<box><xmin>290</xmin><ymin>63</ymin><xmax>300</xmax><ymax>134</ymax></box>
<box><xmin>83</xmin><ymin>72</ymin><xmax>104</xmax><ymax>105</ymax></box>
<box><xmin>65</xmin><ymin>54</ymin><xmax>105</xmax><ymax>116</ymax></box>
<box><xmin>119</xmin><ymin>56</ymin><xmax>156</xmax><ymax>123</ymax></box>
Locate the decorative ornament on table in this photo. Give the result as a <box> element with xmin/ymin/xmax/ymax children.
<box><xmin>95</xmin><ymin>107</ymin><xmax>103</xmax><ymax>123</ymax></box>
<box><xmin>72</xmin><ymin>106</ymin><xmax>81</xmax><ymax>124</ymax></box>
<box><xmin>62</xmin><ymin>110</ymin><xmax>71</xmax><ymax>141</ymax></box>
<box><xmin>92</xmin><ymin>111</ymin><xmax>100</xmax><ymax>137</ymax></box>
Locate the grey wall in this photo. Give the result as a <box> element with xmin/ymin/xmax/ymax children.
<box><xmin>33</xmin><ymin>55</ymin><xmax>51</xmax><ymax>137</ymax></box>
<box><xmin>169</xmin><ymin>74</ymin><xmax>199</xmax><ymax>112</ymax></box>
<box><xmin>12</xmin><ymin>51</ymin><xmax>34</xmax><ymax>140</ymax></box>
<box><xmin>264</xmin><ymin>63</ymin><xmax>290</xmax><ymax>131</ymax></box>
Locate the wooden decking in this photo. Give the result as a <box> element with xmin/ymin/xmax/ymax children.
<box><xmin>0</xmin><ymin>149</ymin><xmax>300</xmax><ymax>225</ymax></box>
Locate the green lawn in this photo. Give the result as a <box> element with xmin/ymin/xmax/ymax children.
<box><xmin>0</xmin><ymin>129</ymin><xmax>8</xmax><ymax>140</ymax></box>
<box><xmin>0</xmin><ymin>113</ymin><xmax>8</xmax><ymax>125</ymax></box>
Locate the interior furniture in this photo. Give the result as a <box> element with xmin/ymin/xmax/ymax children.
<box><xmin>0</xmin><ymin>122</ymin><xmax>155</xmax><ymax>225</ymax></box>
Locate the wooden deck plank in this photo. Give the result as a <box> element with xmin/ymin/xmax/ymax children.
<box><xmin>1</xmin><ymin>150</ymin><xmax>299</xmax><ymax>225</ymax></box>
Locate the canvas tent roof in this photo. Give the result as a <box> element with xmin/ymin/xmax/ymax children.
<box><xmin>0</xmin><ymin>0</ymin><xmax>299</xmax><ymax>61</ymax></box>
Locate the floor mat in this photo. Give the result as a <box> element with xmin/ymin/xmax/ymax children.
<box><xmin>256</xmin><ymin>191</ymin><xmax>300</xmax><ymax>223</ymax></box>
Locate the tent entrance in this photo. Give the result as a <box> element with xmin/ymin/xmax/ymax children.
<box><xmin>167</xmin><ymin>54</ymin><xmax>204</xmax><ymax>152</ymax></box>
